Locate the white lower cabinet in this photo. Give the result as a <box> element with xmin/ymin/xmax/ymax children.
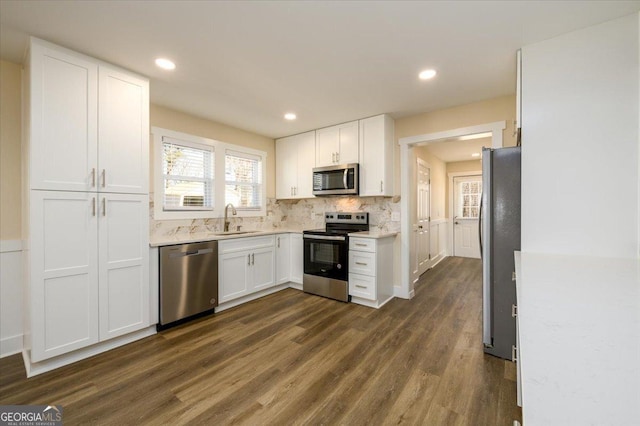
<box><xmin>218</xmin><ymin>235</ymin><xmax>275</xmax><ymax>303</ymax></box>
<box><xmin>348</xmin><ymin>236</ymin><xmax>395</xmax><ymax>308</ymax></box>
<box><xmin>98</xmin><ymin>193</ymin><xmax>149</xmax><ymax>340</ymax></box>
<box><xmin>29</xmin><ymin>191</ymin><xmax>149</xmax><ymax>362</ymax></box>
<box><xmin>275</xmin><ymin>234</ymin><xmax>291</xmax><ymax>284</ymax></box>
<box><xmin>290</xmin><ymin>233</ymin><xmax>303</xmax><ymax>284</ymax></box>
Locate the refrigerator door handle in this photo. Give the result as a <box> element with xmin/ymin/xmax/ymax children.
<box><xmin>482</xmin><ymin>147</ymin><xmax>493</xmax><ymax>347</ymax></box>
<box><xmin>478</xmin><ymin>195</ymin><xmax>483</xmax><ymax>258</ymax></box>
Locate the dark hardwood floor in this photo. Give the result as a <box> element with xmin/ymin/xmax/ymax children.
<box><xmin>0</xmin><ymin>257</ymin><xmax>521</xmax><ymax>425</ymax></box>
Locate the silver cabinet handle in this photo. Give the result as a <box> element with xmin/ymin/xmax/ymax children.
<box><xmin>91</xmin><ymin>168</ymin><xmax>96</xmax><ymax>187</ymax></box>
<box><xmin>248</xmin><ymin>254</ymin><xmax>251</xmax><ymax>266</ymax></box>
<box><xmin>355</xmin><ymin>243</ymin><xmax>367</xmax><ymax>247</ymax></box>
<box><xmin>277</xmin><ymin>237</ymin><xmax>280</xmax><ymax>248</ymax></box>
<box><xmin>355</xmin><ymin>284</ymin><xmax>367</xmax><ymax>289</ymax></box>
<box><xmin>102</xmin><ymin>197</ymin><xmax>106</xmax><ymax>216</ymax></box>
<box><xmin>92</xmin><ymin>197</ymin><xmax>96</xmax><ymax>216</ymax></box>
<box><xmin>336</xmin><ymin>152</ymin><xmax>339</xmax><ymax>163</ymax></box>
<box><xmin>251</xmin><ymin>253</ymin><xmax>255</xmax><ymax>265</ymax></box>
<box><xmin>355</xmin><ymin>262</ymin><xmax>367</xmax><ymax>266</ymax></box>
<box><xmin>294</xmin><ymin>187</ymin><xmax>297</xmax><ymax>196</ymax></box>
<box><xmin>332</xmin><ymin>152</ymin><xmax>335</xmax><ymax>163</ymax></box>
<box><xmin>380</xmin><ymin>180</ymin><xmax>383</xmax><ymax>193</ymax></box>
<box><xmin>101</xmin><ymin>169</ymin><xmax>106</xmax><ymax>187</ymax></box>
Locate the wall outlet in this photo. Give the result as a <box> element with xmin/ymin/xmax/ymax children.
<box><xmin>391</xmin><ymin>212</ymin><xmax>400</xmax><ymax>222</ymax></box>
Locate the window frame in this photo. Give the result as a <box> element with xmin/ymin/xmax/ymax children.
<box><xmin>152</xmin><ymin>127</ymin><xmax>267</xmax><ymax>220</ymax></box>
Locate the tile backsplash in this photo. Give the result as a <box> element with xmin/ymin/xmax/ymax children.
<box><xmin>150</xmin><ymin>196</ymin><xmax>401</xmax><ymax>239</ymax></box>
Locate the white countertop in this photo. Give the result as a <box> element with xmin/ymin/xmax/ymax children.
<box><xmin>150</xmin><ymin>228</ymin><xmax>303</xmax><ymax>247</ymax></box>
<box><xmin>348</xmin><ymin>231</ymin><xmax>398</xmax><ymax>239</ymax></box>
<box><xmin>517</xmin><ymin>252</ymin><xmax>639</xmax><ymax>425</ymax></box>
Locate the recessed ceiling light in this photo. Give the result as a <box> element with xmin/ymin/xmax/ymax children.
<box><xmin>419</xmin><ymin>69</ymin><xmax>437</xmax><ymax>80</ymax></box>
<box><xmin>471</xmin><ymin>153</ymin><xmax>481</xmax><ymax>157</ymax></box>
<box><xmin>284</xmin><ymin>113</ymin><xmax>297</xmax><ymax>120</ymax></box>
<box><xmin>155</xmin><ymin>58</ymin><xmax>176</xmax><ymax>70</ymax></box>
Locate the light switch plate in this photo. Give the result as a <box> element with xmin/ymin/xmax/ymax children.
<box><xmin>391</xmin><ymin>212</ymin><xmax>400</xmax><ymax>221</ymax></box>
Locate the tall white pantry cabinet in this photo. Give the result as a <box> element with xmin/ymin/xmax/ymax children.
<box><xmin>23</xmin><ymin>38</ymin><xmax>150</xmax><ymax>366</ymax></box>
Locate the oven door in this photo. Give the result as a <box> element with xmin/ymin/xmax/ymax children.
<box><xmin>303</xmin><ymin>235</ymin><xmax>348</xmax><ymax>282</ymax></box>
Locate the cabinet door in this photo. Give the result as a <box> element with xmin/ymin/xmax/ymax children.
<box><xmin>275</xmin><ymin>135</ymin><xmax>298</xmax><ymax>199</ymax></box>
<box><xmin>336</xmin><ymin>121</ymin><xmax>359</xmax><ymax>164</ymax></box>
<box><xmin>219</xmin><ymin>251</ymin><xmax>251</xmax><ymax>303</ymax></box>
<box><xmin>315</xmin><ymin>126</ymin><xmax>339</xmax><ymax>167</ymax></box>
<box><xmin>98</xmin><ymin>65</ymin><xmax>149</xmax><ymax>194</ymax></box>
<box><xmin>359</xmin><ymin>115</ymin><xmax>394</xmax><ymax>196</ymax></box>
<box><xmin>295</xmin><ymin>131</ymin><xmax>316</xmax><ymax>198</ymax></box>
<box><xmin>30</xmin><ymin>191</ymin><xmax>99</xmax><ymax>362</ymax></box>
<box><xmin>98</xmin><ymin>193</ymin><xmax>149</xmax><ymax>340</ymax></box>
<box><xmin>251</xmin><ymin>246</ymin><xmax>275</xmax><ymax>291</ymax></box>
<box><xmin>275</xmin><ymin>234</ymin><xmax>291</xmax><ymax>284</ymax></box>
<box><xmin>30</xmin><ymin>41</ymin><xmax>98</xmax><ymax>192</ymax></box>
<box><xmin>290</xmin><ymin>233</ymin><xmax>304</xmax><ymax>284</ymax></box>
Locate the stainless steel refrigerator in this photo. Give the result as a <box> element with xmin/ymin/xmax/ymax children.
<box><xmin>481</xmin><ymin>146</ymin><xmax>521</xmax><ymax>360</ymax></box>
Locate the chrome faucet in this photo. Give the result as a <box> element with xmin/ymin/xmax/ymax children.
<box><xmin>224</xmin><ymin>203</ymin><xmax>237</xmax><ymax>232</ymax></box>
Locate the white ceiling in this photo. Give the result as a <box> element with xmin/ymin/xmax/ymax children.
<box><xmin>1</xmin><ymin>1</ymin><xmax>639</xmax><ymax>139</ymax></box>
<box><xmin>424</xmin><ymin>137</ymin><xmax>490</xmax><ymax>163</ymax></box>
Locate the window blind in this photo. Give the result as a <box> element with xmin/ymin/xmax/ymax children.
<box><xmin>162</xmin><ymin>136</ymin><xmax>214</xmax><ymax>211</ymax></box>
<box><xmin>225</xmin><ymin>150</ymin><xmax>263</xmax><ymax>210</ymax></box>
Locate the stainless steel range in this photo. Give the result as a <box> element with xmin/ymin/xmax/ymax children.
<box><xmin>303</xmin><ymin>212</ymin><xmax>369</xmax><ymax>302</ymax></box>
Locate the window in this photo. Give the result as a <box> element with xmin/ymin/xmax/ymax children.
<box><xmin>162</xmin><ymin>137</ymin><xmax>214</xmax><ymax>211</ymax></box>
<box><xmin>458</xmin><ymin>180</ymin><xmax>482</xmax><ymax>218</ymax></box>
<box><xmin>153</xmin><ymin>127</ymin><xmax>267</xmax><ymax>220</ymax></box>
<box><xmin>225</xmin><ymin>150</ymin><xmax>263</xmax><ymax>210</ymax></box>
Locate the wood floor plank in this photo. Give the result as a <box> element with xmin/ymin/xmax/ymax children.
<box><xmin>0</xmin><ymin>257</ymin><xmax>522</xmax><ymax>425</ymax></box>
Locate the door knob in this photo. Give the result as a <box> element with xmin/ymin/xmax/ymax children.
<box><xmin>455</xmin><ymin>221</ymin><xmax>459</xmax><ymax>225</ymax></box>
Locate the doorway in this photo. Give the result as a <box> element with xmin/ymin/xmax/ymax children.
<box><xmin>398</xmin><ymin>121</ymin><xmax>506</xmax><ymax>299</ymax></box>
<box><xmin>452</xmin><ymin>175</ymin><xmax>482</xmax><ymax>258</ymax></box>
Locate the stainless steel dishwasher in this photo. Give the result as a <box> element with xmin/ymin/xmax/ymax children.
<box><xmin>159</xmin><ymin>241</ymin><xmax>218</xmax><ymax>329</ymax></box>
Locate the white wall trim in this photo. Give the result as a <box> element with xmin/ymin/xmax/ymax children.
<box><xmin>1</xmin><ymin>335</ymin><xmax>23</xmax><ymax>358</ymax></box>
<box><xmin>0</xmin><ymin>240</ymin><xmax>23</xmax><ymax>253</ymax></box>
<box><xmin>448</xmin><ymin>171</ymin><xmax>482</xmax><ymax>257</ymax></box>
<box><xmin>398</xmin><ymin>122</ymin><xmax>505</xmax><ymax>299</ymax></box>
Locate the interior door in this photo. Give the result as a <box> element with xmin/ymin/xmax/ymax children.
<box><xmin>416</xmin><ymin>159</ymin><xmax>430</xmax><ymax>275</ymax></box>
<box><xmin>453</xmin><ymin>175</ymin><xmax>482</xmax><ymax>258</ymax></box>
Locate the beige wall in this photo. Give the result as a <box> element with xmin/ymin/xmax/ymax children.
<box><xmin>150</xmin><ymin>104</ymin><xmax>275</xmax><ymax>198</ymax></box>
<box><xmin>393</xmin><ymin>94</ymin><xmax>517</xmax><ymax>195</ymax></box>
<box><xmin>445</xmin><ymin>160</ymin><xmax>481</xmax><ymax>218</ymax></box>
<box><xmin>0</xmin><ymin>60</ymin><xmax>22</xmax><ymax>241</ymax></box>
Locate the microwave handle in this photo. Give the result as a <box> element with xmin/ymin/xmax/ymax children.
<box><xmin>343</xmin><ymin>168</ymin><xmax>348</xmax><ymax>189</ymax></box>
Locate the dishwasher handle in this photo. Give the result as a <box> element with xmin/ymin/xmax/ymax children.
<box><xmin>168</xmin><ymin>248</ymin><xmax>214</xmax><ymax>258</ymax></box>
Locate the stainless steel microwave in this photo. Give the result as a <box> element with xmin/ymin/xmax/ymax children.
<box><xmin>312</xmin><ymin>163</ymin><xmax>359</xmax><ymax>196</ymax></box>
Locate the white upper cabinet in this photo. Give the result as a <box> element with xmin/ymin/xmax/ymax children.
<box><xmin>358</xmin><ymin>114</ymin><xmax>394</xmax><ymax>197</ymax></box>
<box><xmin>275</xmin><ymin>131</ymin><xmax>315</xmax><ymax>199</ymax></box>
<box><xmin>315</xmin><ymin>121</ymin><xmax>359</xmax><ymax>167</ymax></box>
<box><xmin>29</xmin><ymin>41</ymin><xmax>98</xmax><ymax>192</ymax></box>
<box><xmin>98</xmin><ymin>65</ymin><xmax>149</xmax><ymax>194</ymax></box>
<box><xmin>28</xmin><ymin>38</ymin><xmax>149</xmax><ymax>194</ymax></box>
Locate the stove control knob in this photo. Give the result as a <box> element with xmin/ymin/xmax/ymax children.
<box><xmin>336</xmin><ymin>264</ymin><xmax>342</xmax><ymax>269</ymax></box>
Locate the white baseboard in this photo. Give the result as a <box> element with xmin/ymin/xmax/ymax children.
<box><xmin>394</xmin><ymin>285</ymin><xmax>414</xmax><ymax>299</ymax></box>
<box><xmin>0</xmin><ymin>334</ymin><xmax>23</xmax><ymax>358</ymax></box>
<box><xmin>23</xmin><ymin>325</ymin><xmax>156</xmax><ymax>378</ymax></box>
<box><xmin>216</xmin><ymin>283</ymin><xmax>291</xmax><ymax>313</ymax></box>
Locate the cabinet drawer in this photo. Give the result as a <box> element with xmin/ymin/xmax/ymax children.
<box><xmin>219</xmin><ymin>235</ymin><xmax>275</xmax><ymax>254</ymax></box>
<box><xmin>349</xmin><ymin>251</ymin><xmax>376</xmax><ymax>276</ymax></box>
<box><xmin>349</xmin><ymin>237</ymin><xmax>376</xmax><ymax>252</ymax></box>
<box><xmin>349</xmin><ymin>273</ymin><xmax>375</xmax><ymax>300</ymax></box>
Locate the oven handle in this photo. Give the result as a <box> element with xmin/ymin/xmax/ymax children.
<box><xmin>303</xmin><ymin>234</ymin><xmax>346</xmax><ymax>241</ymax></box>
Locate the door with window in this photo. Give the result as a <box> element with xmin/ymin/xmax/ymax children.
<box><xmin>453</xmin><ymin>175</ymin><xmax>482</xmax><ymax>258</ymax></box>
